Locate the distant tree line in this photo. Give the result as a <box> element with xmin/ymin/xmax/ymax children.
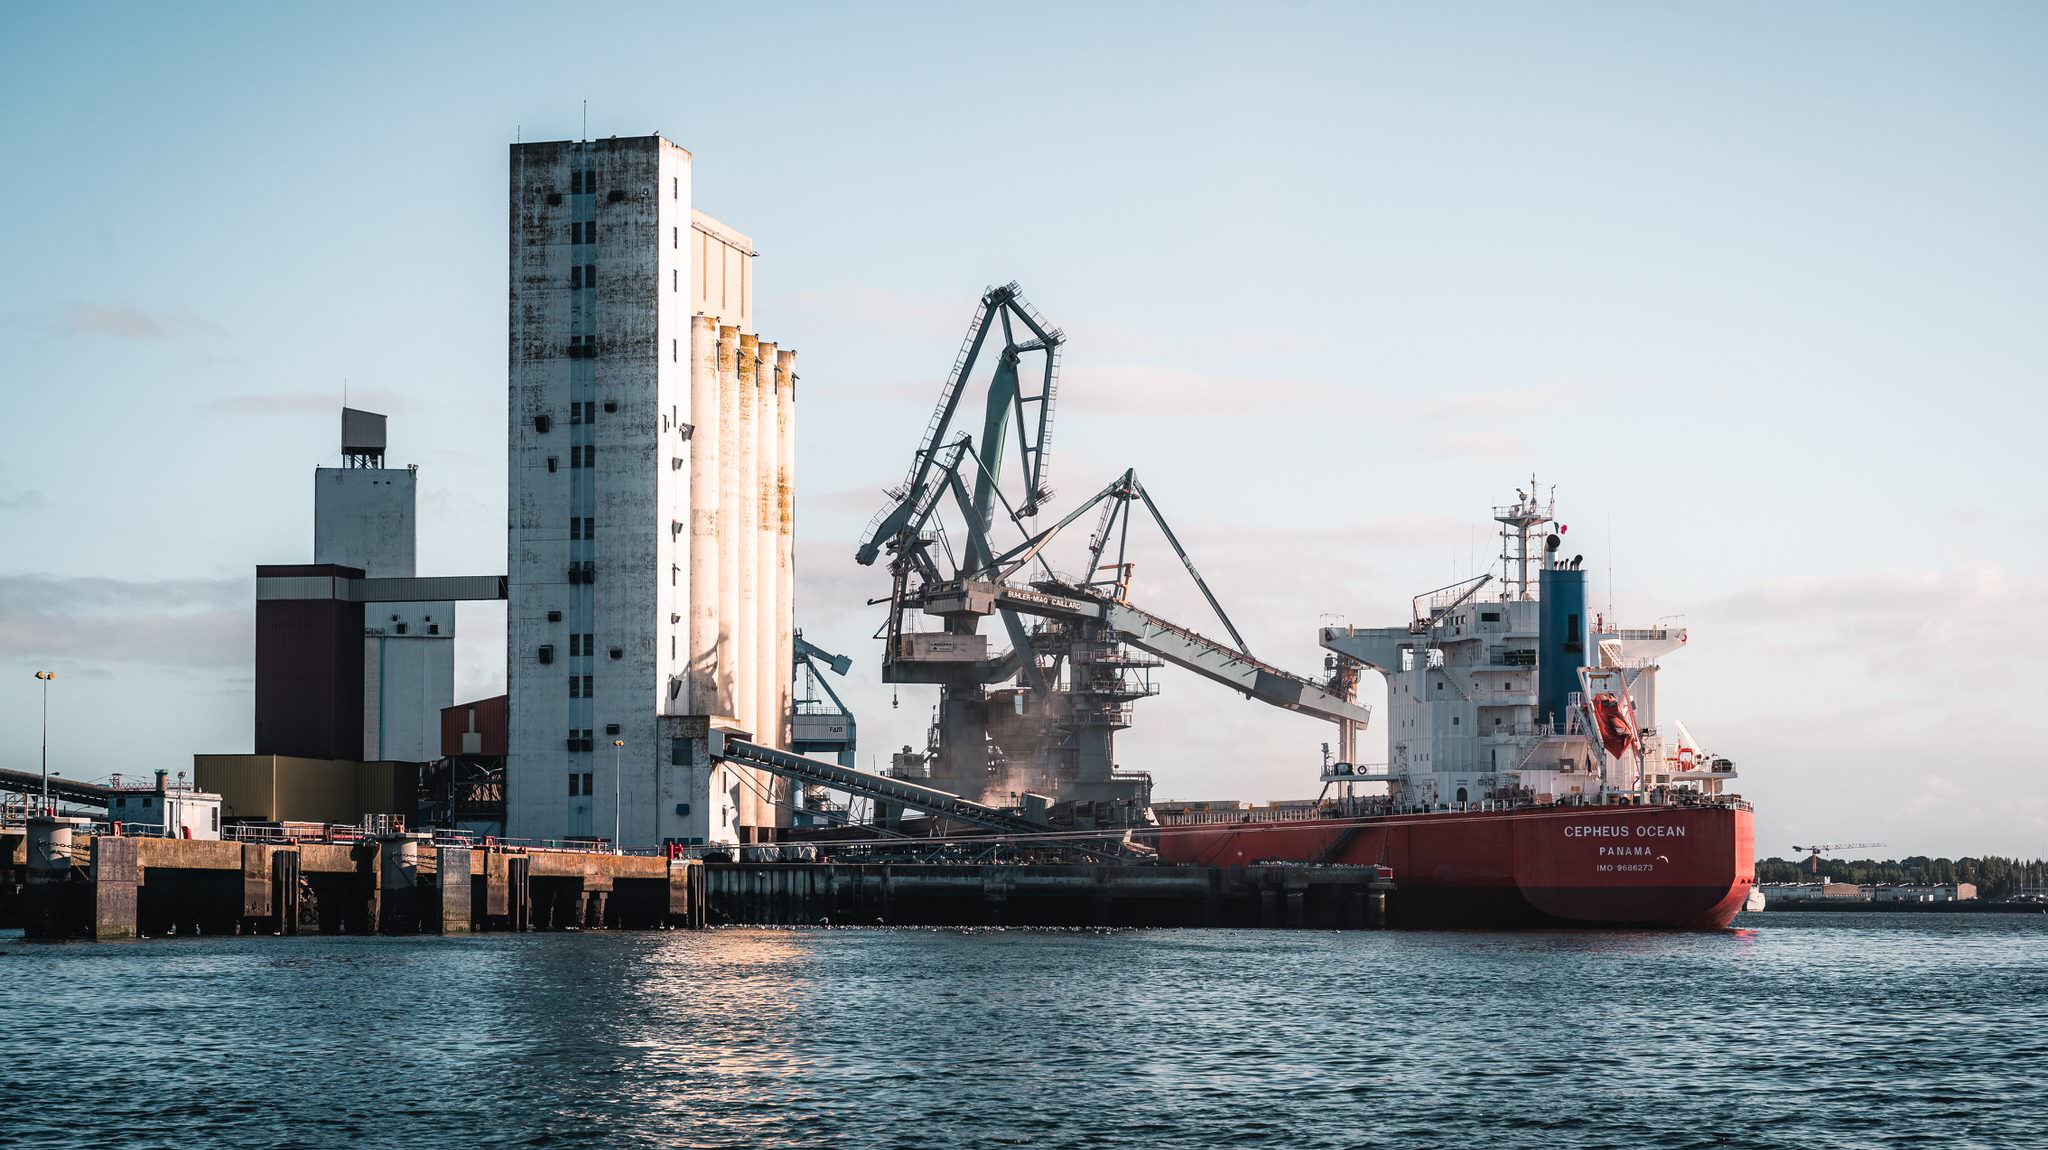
<box><xmin>1756</xmin><ymin>856</ymin><xmax>2048</xmax><ymax>900</ymax></box>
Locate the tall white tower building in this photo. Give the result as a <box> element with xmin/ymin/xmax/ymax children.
<box><xmin>506</xmin><ymin>135</ymin><xmax>796</xmax><ymax>849</ymax></box>
<box><xmin>314</xmin><ymin>407</ymin><xmax>454</xmax><ymax>763</ymax></box>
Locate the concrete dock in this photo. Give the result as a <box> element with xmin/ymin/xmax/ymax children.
<box><xmin>2</xmin><ymin>822</ymin><xmax>704</xmax><ymax>940</ymax></box>
<box><xmin>2</xmin><ymin>823</ymin><xmax>1392</xmax><ymax>939</ymax></box>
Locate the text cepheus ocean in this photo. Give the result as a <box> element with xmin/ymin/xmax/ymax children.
<box><xmin>1563</xmin><ymin>824</ymin><xmax>1688</xmax><ymax>838</ymax></box>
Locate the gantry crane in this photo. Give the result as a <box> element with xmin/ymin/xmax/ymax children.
<box><xmin>1792</xmin><ymin>842</ymin><xmax>1887</xmax><ymax>877</ymax></box>
<box><xmin>791</xmin><ymin>629</ymin><xmax>856</xmax><ymax>769</ymax></box>
<box><xmin>850</xmin><ymin>285</ymin><xmax>1371</xmax><ymax>823</ymax></box>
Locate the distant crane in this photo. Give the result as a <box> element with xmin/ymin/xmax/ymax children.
<box><xmin>791</xmin><ymin>630</ymin><xmax>856</xmax><ymax>769</ymax></box>
<box><xmin>1792</xmin><ymin>843</ymin><xmax>1886</xmax><ymax>878</ymax></box>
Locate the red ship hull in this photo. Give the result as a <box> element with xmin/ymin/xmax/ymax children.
<box><xmin>1153</xmin><ymin>803</ymin><xmax>1754</xmax><ymax>930</ymax></box>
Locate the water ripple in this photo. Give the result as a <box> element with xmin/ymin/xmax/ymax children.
<box><xmin>1</xmin><ymin>913</ymin><xmax>2044</xmax><ymax>1148</ymax></box>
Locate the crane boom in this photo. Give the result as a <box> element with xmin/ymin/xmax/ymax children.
<box><xmin>987</xmin><ymin>584</ymin><xmax>1372</xmax><ymax>727</ymax></box>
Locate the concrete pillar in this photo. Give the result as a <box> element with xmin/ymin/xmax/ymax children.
<box><xmin>273</xmin><ymin>849</ymin><xmax>301</xmax><ymax>935</ymax></box>
<box><xmin>508</xmin><ymin>854</ymin><xmax>531</xmax><ymax>931</ymax></box>
<box><xmin>773</xmin><ymin>349</ymin><xmax>797</xmax><ymax>830</ymax></box>
<box><xmin>377</xmin><ymin>834</ymin><xmax>425</xmax><ymax>934</ymax></box>
<box><xmin>484</xmin><ymin>849</ymin><xmax>511</xmax><ymax>923</ymax></box>
<box><xmin>666</xmin><ymin>857</ymin><xmax>694</xmax><ymax>927</ymax></box>
<box><xmin>437</xmin><ymin>846</ymin><xmax>473</xmax><ymax>934</ymax></box>
<box><xmin>91</xmin><ymin>834</ymin><xmax>139</xmax><ymax>941</ymax></box>
<box><xmin>688</xmin><ymin>315</ymin><xmax>722</xmax><ymax>717</ymax></box>
<box><xmin>754</xmin><ymin>338</ymin><xmax>779</xmax><ymax>752</ymax></box>
<box><xmin>240</xmin><ymin>843</ymin><xmax>274</xmax><ymax>932</ymax></box>
<box><xmin>23</xmin><ymin>816</ymin><xmax>88</xmax><ymax>939</ymax></box>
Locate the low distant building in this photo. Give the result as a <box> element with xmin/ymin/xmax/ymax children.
<box><xmin>1760</xmin><ymin>881</ymin><xmax>1868</xmax><ymax>901</ymax></box>
<box><xmin>105</xmin><ymin>771</ymin><xmax>221</xmax><ymax>840</ymax></box>
<box><xmin>1872</xmin><ymin>883</ymin><xmax>1977</xmax><ymax>902</ymax></box>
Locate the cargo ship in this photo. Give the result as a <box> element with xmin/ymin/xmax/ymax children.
<box><xmin>1151</xmin><ymin>483</ymin><xmax>1754</xmax><ymax>930</ymax></box>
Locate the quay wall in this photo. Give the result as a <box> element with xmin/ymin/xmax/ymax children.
<box><xmin>0</xmin><ymin>832</ymin><xmax>1390</xmax><ymax>938</ymax></box>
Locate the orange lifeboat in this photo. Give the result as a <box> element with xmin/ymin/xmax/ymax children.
<box><xmin>1589</xmin><ymin>692</ymin><xmax>1637</xmax><ymax>759</ymax></box>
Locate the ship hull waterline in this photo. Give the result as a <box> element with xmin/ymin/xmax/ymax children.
<box><xmin>1150</xmin><ymin>802</ymin><xmax>1754</xmax><ymax>931</ymax></box>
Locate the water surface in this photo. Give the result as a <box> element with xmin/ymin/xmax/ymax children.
<box><xmin>3</xmin><ymin>912</ymin><xmax>2043</xmax><ymax>1148</ymax></box>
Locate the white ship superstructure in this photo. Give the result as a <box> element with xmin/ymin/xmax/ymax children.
<box><xmin>1318</xmin><ymin>480</ymin><xmax>1737</xmax><ymax>811</ymax></box>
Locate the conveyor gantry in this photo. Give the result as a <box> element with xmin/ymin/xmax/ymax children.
<box><xmin>0</xmin><ymin>766</ymin><xmax>112</xmax><ymax>808</ymax></box>
<box><xmin>711</xmin><ymin>736</ymin><xmax>1048</xmax><ymax>837</ymax></box>
<box><xmin>988</xmin><ymin>584</ymin><xmax>1374</xmax><ymax>727</ymax></box>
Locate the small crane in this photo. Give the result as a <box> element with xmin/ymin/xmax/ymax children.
<box><xmin>1792</xmin><ymin>842</ymin><xmax>1886</xmax><ymax>878</ymax></box>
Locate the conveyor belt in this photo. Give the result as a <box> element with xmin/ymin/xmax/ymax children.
<box><xmin>990</xmin><ymin>585</ymin><xmax>1373</xmax><ymax>726</ymax></box>
<box><xmin>0</xmin><ymin>767</ymin><xmax>112</xmax><ymax>807</ymax></box>
<box><xmin>714</xmin><ymin>738</ymin><xmax>1046</xmax><ymax>836</ymax></box>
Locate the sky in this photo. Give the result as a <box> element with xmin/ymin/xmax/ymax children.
<box><xmin>2</xmin><ymin>2</ymin><xmax>2044</xmax><ymax>857</ymax></box>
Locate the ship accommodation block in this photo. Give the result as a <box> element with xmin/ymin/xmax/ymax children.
<box><xmin>1322</xmin><ymin>578</ymin><xmax>1732</xmax><ymax>809</ymax></box>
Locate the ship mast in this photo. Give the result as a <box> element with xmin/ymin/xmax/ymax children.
<box><xmin>1493</xmin><ymin>474</ymin><xmax>1554</xmax><ymax>601</ymax></box>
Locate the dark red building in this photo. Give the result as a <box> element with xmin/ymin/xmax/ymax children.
<box><xmin>441</xmin><ymin>694</ymin><xmax>509</xmax><ymax>758</ymax></box>
<box><xmin>254</xmin><ymin>564</ymin><xmax>366</xmax><ymax>760</ymax></box>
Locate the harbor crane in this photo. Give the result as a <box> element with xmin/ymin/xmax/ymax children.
<box><xmin>790</xmin><ymin>629</ymin><xmax>857</xmax><ymax>769</ymax></box>
<box><xmin>1792</xmin><ymin>843</ymin><xmax>1887</xmax><ymax>877</ymax></box>
<box><xmin>850</xmin><ymin>284</ymin><xmax>1370</xmax><ymax>822</ymax></box>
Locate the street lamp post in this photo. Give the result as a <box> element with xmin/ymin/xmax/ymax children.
<box><xmin>33</xmin><ymin>671</ymin><xmax>54</xmax><ymax>817</ymax></box>
<box><xmin>612</xmin><ymin>740</ymin><xmax>625</xmax><ymax>853</ymax></box>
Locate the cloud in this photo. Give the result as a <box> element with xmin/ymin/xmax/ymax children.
<box><xmin>1697</xmin><ymin>565</ymin><xmax>2043</xmax><ymax>685</ymax></box>
<box><xmin>824</xmin><ymin>381</ymin><xmax>947</xmax><ymax>404</ymax></box>
<box><xmin>766</xmin><ymin>285</ymin><xmax>977</xmax><ymax>343</ymax></box>
<box><xmin>1057</xmin><ymin>363</ymin><xmax>1336</xmax><ymax>416</ymax></box>
<box><xmin>804</xmin><ymin>485</ymin><xmax>898</xmax><ymax>516</ymax></box>
<box><xmin>1901</xmin><ymin>774</ymin><xmax>1965</xmax><ymax>818</ymax></box>
<box><xmin>208</xmin><ymin>388</ymin><xmax>410</xmax><ymax>416</ymax></box>
<box><xmin>63</xmin><ymin>306</ymin><xmax>168</xmax><ymax>339</ymax></box>
<box><xmin>0</xmin><ymin>574</ymin><xmax>249</xmax><ymax>670</ymax></box>
<box><xmin>0</xmin><ymin>489</ymin><xmax>42</xmax><ymax>511</ymax></box>
<box><xmin>1706</xmin><ymin>566</ymin><xmax>2030</xmax><ymax>626</ymax></box>
<box><xmin>1410</xmin><ymin>385</ymin><xmax>1594</xmax><ymax>423</ymax></box>
<box><xmin>60</xmin><ymin>305</ymin><xmax>225</xmax><ymax>340</ymax></box>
